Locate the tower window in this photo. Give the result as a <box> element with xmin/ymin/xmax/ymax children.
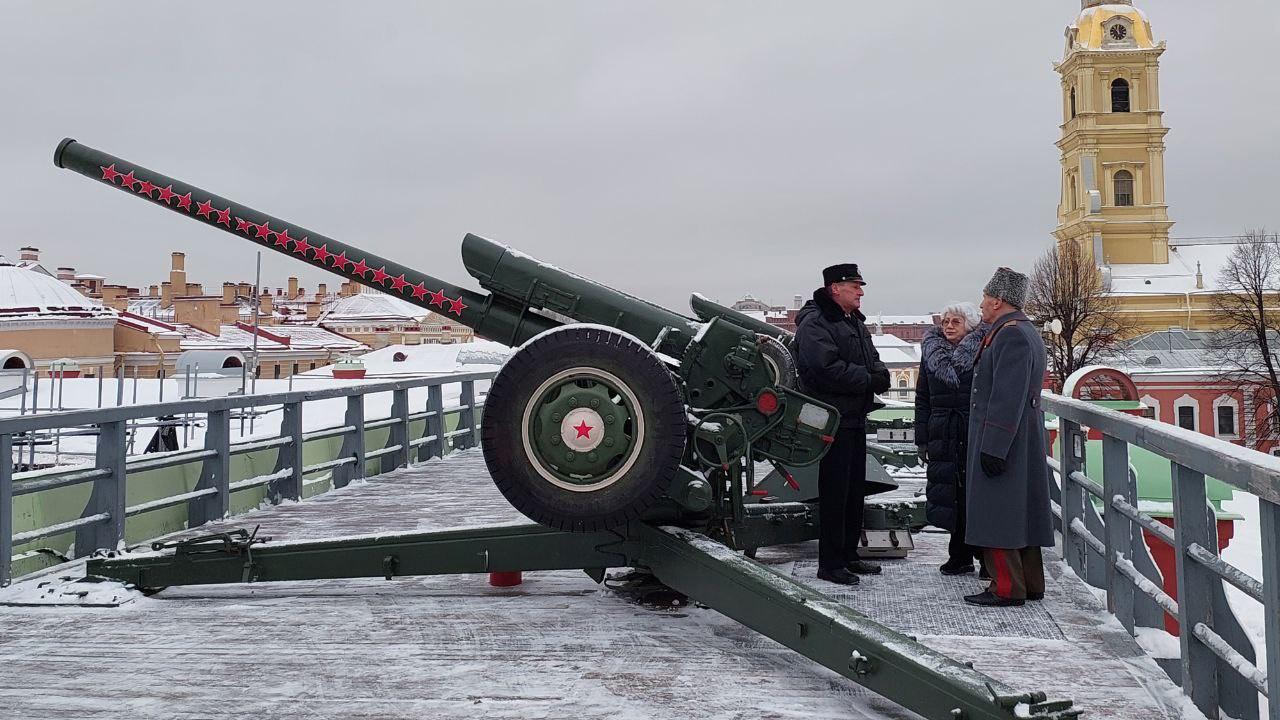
<box><xmin>1111</xmin><ymin>79</ymin><xmax>1130</xmax><ymax>113</ymax></box>
<box><xmin>1070</xmin><ymin>87</ymin><xmax>1076</xmax><ymax>118</ymax></box>
<box><xmin>1113</xmin><ymin>170</ymin><xmax>1134</xmax><ymax>206</ymax></box>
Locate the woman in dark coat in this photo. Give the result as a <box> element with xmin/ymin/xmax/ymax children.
<box><xmin>914</xmin><ymin>302</ymin><xmax>989</xmax><ymax>575</ymax></box>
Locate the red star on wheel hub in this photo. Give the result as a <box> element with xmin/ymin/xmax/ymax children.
<box><xmin>574</xmin><ymin>421</ymin><xmax>593</xmax><ymax>439</ymax></box>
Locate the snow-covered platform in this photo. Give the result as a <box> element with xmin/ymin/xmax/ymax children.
<box><xmin>0</xmin><ymin>450</ymin><xmax>1203</xmax><ymax>719</ymax></box>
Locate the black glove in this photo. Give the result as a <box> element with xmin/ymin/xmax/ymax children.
<box><xmin>870</xmin><ymin>369</ymin><xmax>892</xmax><ymax>394</ymax></box>
<box><xmin>980</xmin><ymin>453</ymin><xmax>1006</xmax><ymax>477</ymax></box>
<box><xmin>916</xmin><ymin>446</ymin><xmax>928</xmax><ymax>463</ymax></box>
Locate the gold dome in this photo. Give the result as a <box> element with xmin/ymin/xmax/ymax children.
<box><xmin>1068</xmin><ymin>2</ymin><xmax>1157</xmax><ymax>53</ymax></box>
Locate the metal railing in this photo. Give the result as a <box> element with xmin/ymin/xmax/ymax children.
<box><xmin>1043</xmin><ymin>392</ymin><xmax>1280</xmax><ymax>720</ymax></box>
<box><xmin>0</xmin><ymin>370</ymin><xmax>495</xmax><ymax>587</ymax></box>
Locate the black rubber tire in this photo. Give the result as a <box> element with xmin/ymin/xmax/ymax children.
<box><xmin>481</xmin><ymin>326</ymin><xmax>687</xmax><ymax>532</ymax></box>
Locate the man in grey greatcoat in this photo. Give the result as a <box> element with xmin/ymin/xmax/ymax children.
<box><xmin>963</xmin><ymin>267</ymin><xmax>1054</xmax><ymax>607</ymax></box>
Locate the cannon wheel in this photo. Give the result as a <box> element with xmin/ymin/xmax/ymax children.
<box><xmin>481</xmin><ymin>326</ymin><xmax>687</xmax><ymax>531</ymax></box>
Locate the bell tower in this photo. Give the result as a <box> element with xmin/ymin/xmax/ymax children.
<box><xmin>1052</xmin><ymin>0</ymin><xmax>1173</xmax><ymax>268</ymax></box>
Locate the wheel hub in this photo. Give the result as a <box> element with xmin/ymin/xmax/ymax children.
<box><xmin>560</xmin><ymin>407</ymin><xmax>605</xmax><ymax>452</ymax></box>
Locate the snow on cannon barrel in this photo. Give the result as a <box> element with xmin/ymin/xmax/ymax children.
<box><xmin>54</xmin><ymin>138</ymin><xmax>842</xmax><ymax>532</ymax></box>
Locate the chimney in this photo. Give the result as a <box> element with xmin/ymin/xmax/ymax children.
<box><xmin>258</xmin><ymin>292</ymin><xmax>273</xmax><ymax>318</ymax></box>
<box><xmin>169</xmin><ymin>252</ymin><xmax>187</xmax><ymax>298</ymax></box>
<box><xmin>19</xmin><ymin>247</ymin><xmax>39</xmax><ymax>262</ymax></box>
<box><xmin>306</xmin><ymin>302</ymin><xmax>321</xmax><ymax>320</ymax></box>
<box><xmin>222</xmin><ymin>282</ymin><xmax>237</xmax><ymax>304</ymax></box>
<box><xmin>793</xmin><ymin>294</ymin><xmax>802</xmax><ymax>309</ymax></box>
<box><xmin>100</xmin><ymin>284</ymin><xmax>129</xmax><ymax>311</ymax></box>
<box><xmin>238</xmin><ymin>282</ymin><xmax>252</xmax><ymax>298</ymax></box>
<box><xmin>149</xmin><ymin>284</ymin><xmax>159</xmax><ymax>298</ymax></box>
<box><xmin>57</xmin><ymin>267</ymin><xmax>76</xmax><ymax>282</ymax></box>
<box><xmin>1195</xmin><ymin>261</ymin><xmax>1204</xmax><ymax>290</ymax></box>
<box><xmin>276</xmin><ymin>287</ymin><xmax>283</xmax><ymax>297</ymax></box>
<box><xmin>161</xmin><ymin>281</ymin><xmax>172</xmax><ymax>306</ymax></box>
<box><xmin>288</xmin><ymin>277</ymin><xmax>298</xmax><ymax>298</ymax></box>
<box><xmin>317</xmin><ymin>283</ymin><xmax>327</xmax><ymax>298</ymax></box>
<box><xmin>173</xmin><ymin>296</ymin><xmax>222</xmax><ymax>335</ymax></box>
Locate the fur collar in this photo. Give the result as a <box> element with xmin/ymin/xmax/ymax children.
<box><xmin>921</xmin><ymin>324</ymin><xmax>990</xmax><ymax>388</ymax></box>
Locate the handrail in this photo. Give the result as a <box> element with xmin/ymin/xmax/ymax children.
<box><xmin>1042</xmin><ymin>391</ymin><xmax>1279</xmax><ymax>718</ymax></box>
<box><xmin>1</xmin><ymin>370</ymin><xmax>496</xmax><ymax>589</ymax></box>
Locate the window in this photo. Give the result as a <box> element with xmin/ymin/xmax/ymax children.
<box><xmin>1217</xmin><ymin>405</ymin><xmax>1237</xmax><ymax>436</ymax></box>
<box><xmin>309</xmin><ymin>362</ymin><xmax>316</xmax><ymax>370</ymax></box>
<box><xmin>1114</xmin><ymin>170</ymin><xmax>1134</xmax><ymax>207</ymax></box>
<box><xmin>1070</xmin><ymin>87</ymin><xmax>1076</xmax><ymax>118</ymax></box>
<box><xmin>1141</xmin><ymin>395</ymin><xmax>1160</xmax><ymax>423</ymax></box>
<box><xmin>274</xmin><ymin>364</ymin><xmax>281</xmax><ymax>379</ymax></box>
<box><xmin>1111</xmin><ymin>78</ymin><xmax>1130</xmax><ymax>112</ymax></box>
<box><xmin>1177</xmin><ymin>405</ymin><xmax>1195</xmax><ymax>430</ymax></box>
<box><xmin>292</xmin><ymin>363</ymin><xmax>299</xmax><ymax>375</ymax></box>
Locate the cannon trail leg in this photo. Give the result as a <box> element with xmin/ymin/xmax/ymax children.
<box><xmin>88</xmin><ymin>524</ymin><xmax>629</xmax><ymax>590</ymax></box>
<box><xmin>636</xmin><ymin>524</ymin><xmax>1080</xmax><ymax>720</ymax></box>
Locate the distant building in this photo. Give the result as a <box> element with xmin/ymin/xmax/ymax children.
<box><xmin>866</xmin><ymin>314</ymin><xmax>939</xmax><ymax>343</ymax></box>
<box><xmin>1101</xmin><ymin>329</ymin><xmax>1279</xmax><ymax>455</ymax></box>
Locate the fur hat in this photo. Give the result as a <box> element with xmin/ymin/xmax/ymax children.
<box><xmin>983</xmin><ymin>267</ymin><xmax>1029</xmax><ymax>309</ymax></box>
<box><xmin>823</xmin><ymin>263</ymin><xmax>865</xmax><ymax>286</ymax></box>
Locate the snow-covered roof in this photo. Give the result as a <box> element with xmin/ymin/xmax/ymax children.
<box><xmin>872</xmin><ymin>334</ymin><xmax>921</xmax><ymax>365</ymax></box>
<box><xmin>260</xmin><ymin>324</ymin><xmax>367</xmax><ymax>352</ymax></box>
<box><xmin>0</xmin><ymin>262</ymin><xmax>110</xmax><ymax>315</ymax></box>
<box><xmin>317</xmin><ymin>289</ymin><xmax>429</xmax><ymax>323</ymax></box>
<box><xmin>1108</xmin><ymin>242</ymin><xmax>1238</xmax><ymax>296</ymax></box>
<box><xmin>869</xmin><ymin>314</ymin><xmax>936</xmax><ymax>326</ymax></box>
<box><xmin>304</xmin><ymin>340</ymin><xmax>510</xmax><ymax>378</ymax></box>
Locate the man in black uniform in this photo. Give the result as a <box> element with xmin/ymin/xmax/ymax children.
<box><xmin>794</xmin><ymin>263</ymin><xmax>892</xmax><ymax>585</ymax></box>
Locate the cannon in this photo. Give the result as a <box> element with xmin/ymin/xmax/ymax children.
<box><xmin>55</xmin><ymin>139</ymin><xmax>1079</xmax><ymax>719</ymax></box>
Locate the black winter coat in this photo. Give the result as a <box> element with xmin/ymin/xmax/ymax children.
<box><xmin>914</xmin><ymin>324</ymin><xmax>989</xmax><ymax>531</ymax></box>
<box><xmin>794</xmin><ymin>288</ymin><xmax>891</xmax><ymax>428</ymax></box>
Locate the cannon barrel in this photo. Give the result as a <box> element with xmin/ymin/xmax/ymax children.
<box><xmin>54</xmin><ymin>138</ymin><xmax>560</xmax><ymax>345</ymax></box>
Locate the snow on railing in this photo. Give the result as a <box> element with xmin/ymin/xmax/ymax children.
<box><xmin>1042</xmin><ymin>391</ymin><xmax>1279</xmax><ymax>720</ymax></box>
<box><xmin>0</xmin><ymin>370</ymin><xmax>496</xmax><ymax>588</ymax></box>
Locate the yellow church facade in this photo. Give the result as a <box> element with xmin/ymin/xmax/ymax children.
<box><xmin>1052</xmin><ymin>1</ymin><xmax>1251</xmax><ymax>333</ymax></box>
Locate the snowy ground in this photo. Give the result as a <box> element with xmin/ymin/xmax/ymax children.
<box><xmin>0</xmin><ymin>450</ymin><xmax>1203</xmax><ymax>720</ymax></box>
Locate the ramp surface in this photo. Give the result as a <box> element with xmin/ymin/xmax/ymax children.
<box><xmin>0</xmin><ymin>449</ymin><xmax>1203</xmax><ymax>719</ymax></box>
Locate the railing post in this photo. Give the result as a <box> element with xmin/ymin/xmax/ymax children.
<box><xmin>336</xmin><ymin>395</ymin><xmax>365</xmax><ymax>488</ymax></box>
<box><xmin>270</xmin><ymin>401</ymin><xmax>303</xmax><ymax>503</ymax></box>
<box><xmin>423</xmin><ymin>383</ymin><xmax>444</xmax><ymax>462</ymax></box>
<box><xmin>390</xmin><ymin>388</ymin><xmax>410</xmax><ymax>469</ymax></box>
<box><xmin>459</xmin><ymin>380</ymin><xmax>477</xmax><ymax>451</ymax></box>
<box><xmin>1260</xmin><ymin>498</ymin><xmax>1280</xmax><ymax>720</ymax></box>
<box><xmin>1170</xmin><ymin>461</ymin><xmax>1218</xmax><ymax>716</ymax></box>
<box><xmin>1</xmin><ymin>433</ymin><xmax>12</xmax><ymax>587</ymax></box>
<box><xmin>1101</xmin><ymin>434</ymin><xmax>1133</xmax><ymax>632</ymax></box>
<box><xmin>76</xmin><ymin>420</ymin><xmax>127</xmax><ymax>555</ymax></box>
<box><xmin>1059</xmin><ymin>418</ymin><xmax>1085</xmax><ymax>574</ymax></box>
<box><xmin>190</xmin><ymin>409</ymin><xmax>230</xmax><ymax>527</ymax></box>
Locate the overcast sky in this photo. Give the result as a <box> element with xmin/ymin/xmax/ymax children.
<box><xmin>2</xmin><ymin>1</ymin><xmax>1277</xmax><ymax>315</ymax></box>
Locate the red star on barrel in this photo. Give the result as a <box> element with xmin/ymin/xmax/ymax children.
<box><xmin>137</xmin><ymin>179</ymin><xmax>156</xmax><ymax>196</ymax></box>
<box><xmin>427</xmin><ymin>288</ymin><xmax>447</xmax><ymax>307</ymax></box>
<box><xmin>100</xmin><ymin>164</ymin><xmax>120</xmax><ymax>182</ymax></box>
<box><xmin>235</xmin><ymin>217</ymin><xmax>252</xmax><ymax>233</ymax></box>
<box><xmin>118</xmin><ymin>170</ymin><xmax>138</xmax><ymax>189</ymax></box>
<box><xmin>331</xmin><ymin>251</ymin><xmax>351</xmax><ymax>270</ymax></box>
<box><xmin>448</xmin><ymin>296</ymin><xmax>467</xmax><ymax>316</ymax></box>
<box><xmin>195</xmin><ymin>199</ymin><xmax>214</xmax><ymax>217</ymax></box>
<box><xmin>157</xmin><ymin>185</ymin><xmax>176</xmax><ymax>204</ymax></box>
<box><xmin>273</xmin><ymin>228</ymin><xmax>293</xmax><ymax>248</ymax></box>
<box><xmin>215</xmin><ymin>207</ymin><xmax>232</xmax><ymax>227</ymax></box>
<box><xmin>573</xmin><ymin>420</ymin><xmax>593</xmax><ymax>439</ymax></box>
<box><xmin>371</xmin><ymin>266</ymin><xmax>390</xmax><ymax>285</ymax></box>
<box><xmin>313</xmin><ymin>244</ymin><xmax>332</xmax><ymax>264</ymax></box>
<box><xmin>293</xmin><ymin>236</ymin><xmax>313</xmax><ymax>257</ymax></box>
<box><xmin>254</xmin><ymin>221</ymin><xmax>273</xmax><ymax>240</ymax></box>
<box><xmin>389</xmin><ymin>274</ymin><xmax>409</xmax><ymax>292</ymax></box>
<box><xmin>350</xmin><ymin>259</ymin><xmax>369</xmax><ymax>277</ymax></box>
<box><xmin>409</xmin><ymin>282</ymin><xmax>428</xmax><ymax>300</ymax></box>
<box><xmin>176</xmin><ymin>192</ymin><xmax>192</xmax><ymax>211</ymax></box>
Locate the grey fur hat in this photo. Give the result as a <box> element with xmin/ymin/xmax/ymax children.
<box><xmin>983</xmin><ymin>267</ymin><xmax>1029</xmax><ymax>309</ymax></box>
